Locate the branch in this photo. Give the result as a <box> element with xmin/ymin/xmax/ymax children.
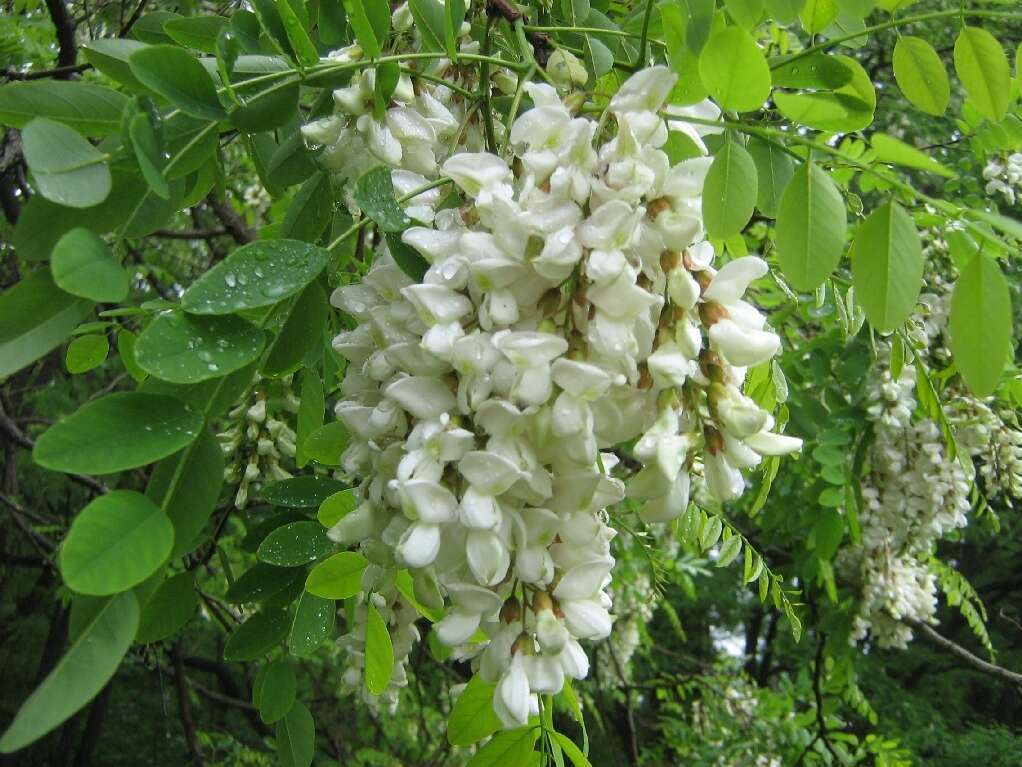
<box><xmin>171</xmin><ymin>645</ymin><xmax>208</xmax><ymax>766</ymax></box>
<box><xmin>3</xmin><ymin>63</ymin><xmax>91</xmax><ymax>81</ymax></box>
<box><xmin>205</xmin><ymin>193</ymin><xmax>255</xmax><ymax>244</ymax></box>
<box><xmin>0</xmin><ymin>400</ymin><xmax>107</xmax><ymax>495</ymax></box>
<box><xmin>151</xmin><ymin>227</ymin><xmax>229</xmax><ymax>241</ymax></box>
<box><xmin>906</xmin><ymin>619</ymin><xmax>1022</xmax><ymax>688</ymax></box>
<box><xmin>43</xmin><ymin>0</ymin><xmax>77</xmax><ymax>75</ymax></box>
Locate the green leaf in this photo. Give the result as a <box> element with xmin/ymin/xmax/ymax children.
<box><xmin>263</xmin><ymin>281</ymin><xmax>328</xmax><ymax>377</ymax></box>
<box><xmin>118</xmin><ymin>330</ymin><xmax>148</xmax><ymax>383</ymax></box>
<box><xmin>261</xmin><ymin>476</ymin><xmax>348</xmax><ymax>507</ymax></box>
<box><xmin>295</xmin><ymin>371</ymin><xmax>325</xmax><ymax>468</ymax></box>
<box><xmin>408</xmin><ymin>0</ymin><xmax>446</xmax><ymax>53</ymax></box>
<box><xmin>22</xmin><ymin>118</ymin><xmax>111</xmax><ymax>208</ymax></box>
<box><xmin>770</xmin><ymin>53</ymin><xmax>851</xmax><ymax>89</ymax></box>
<box><xmin>226</xmin><ymin>563</ymin><xmax>306</xmax><ymax>603</ymax></box>
<box><xmin>892</xmin><ymin>36</ymin><xmax>950</xmax><ymax>116</ymax></box>
<box><xmin>128</xmin><ymin>45</ymin><xmax>227</xmax><ymax>121</ymax></box>
<box><xmin>813</xmin><ymin>508</ymin><xmax>844</xmax><ymax>560</ymax></box>
<box><xmin>551</xmin><ymin>733</ymin><xmax>593</xmax><ymax>767</ymax></box>
<box><xmin>775</xmin><ymin>161</ymin><xmax>847</xmax><ymax>291</ymax></box>
<box><xmin>259</xmin><ymin>660</ymin><xmax>297</xmax><ymax>723</ymax></box>
<box><xmin>0</xmin><ymin>80</ymin><xmax>127</xmax><ymax>135</ymax></box>
<box><xmin>747</xmin><ymin>137</ymin><xmax>794</xmax><ymax>218</ymax></box>
<box><xmin>60</xmin><ymin>490</ymin><xmax>174</xmax><ymax>595</ymax></box>
<box><xmin>716</xmin><ymin>533</ymin><xmax>743</xmax><ymax>567</ymax></box>
<box><xmin>129</xmin><ymin>113</ymin><xmax>170</xmax><ymax>199</ymax></box>
<box><xmin>0</xmin><ymin>270</ymin><xmax>93</xmax><ymax>380</ymax></box>
<box><xmin>66</xmin><ymin>334</ymin><xmax>109</xmax><ymax>374</ymax></box>
<box><xmin>775</xmin><ymin>54</ymin><xmax>874</xmax><ymax>131</ymax></box>
<box><xmin>275</xmin><ymin>0</ymin><xmax>320</xmax><ymax>66</ymax></box>
<box><xmin>148</xmin><ymin>428</ymin><xmax>224</xmax><ymax>558</ymax></box>
<box><xmin>0</xmin><ymin>592</ymin><xmax>138</xmax><ymax>753</ymax></box>
<box><xmin>181</xmin><ymin>239</ymin><xmax>329</xmax><ymax>315</ymax></box>
<box><xmin>954</xmin><ymin>26</ymin><xmax>1011</xmax><ymax>123</ymax></box>
<box><xmin>703</xmin><ymin>138</ymin><xmax>758</xmax><ymax>239</ymax></box>
<box><xmin>373</xmin><ymin>60</ymin><xmax>401</xmax><ymax>118</ymax></box>
<box><xmin>258</xmin><ymin>521</ymin><xmax>333</xmax><ymax>566</ymax></box>
<box><xmin>135</xmin><ymin>312</ymin><xmax>266</xmax><ymax>384</ymax></box>
<box><xmin>871</xmin><ymin>133</ymin><xmax>955</xmax><ymax>178</ymax></box>
<box><xmin>354</xmin><ymin>166</ymin><xmax>411</xmax><ymax>232</ymax></box>
<box><xmin>800</xmin><ymin>0</ymin><xmax>838</xmax><ymax>35</ymax></box>
<box><xmin>82</xmin><ymin>39</ymin><xmax>150</xmax><ymax>90</ymax></box>
<box><xmin>135</xmin><ymin>571</ymin><xmax>198</xmax><ymax>643</ymax></box>
<box><xmin>851</xmin><ymin>201</ymin><xmax>923</xmax><ymax>332</ymax></box>
<box><xmin>305</xmin><ymin>551</ymin><xmax>368</xmax><ymax>599</ymax></box>
<box><xmin>364</xmin><ymin>602</ymin><xmax>394</xmax><ymax>694</ymax></box>
<box><xmin>51</xmin><ymin>228</ymin><xmax>130</xmax><ymax>303</ymax></box>
<box><xmin>317</xmin><ymin>488</ymin><xmax>357</xmax><ymax>528</ymax></box>
<box><xmin>276</xmin><ymin>700</ymin><xmax>315</xmax><ymax>767</ymax></box>
<box><xmin>282</xmin><ymin>172</ymin><xmax>334</xmax><ymax>242</ymax></box>
<box><xmin>698</xmin><ymin>27</ymin><xmax>771</xmax><ymax>113</ymax></box>
<box><xmin>343</xmin><ymin>0</ymin><xmax>390</xmax><ymax>59</ymax></box>
<box><xmin>949</xmin><ymin>254</ymin><xmax>1012</xmax><ymax>397</ymax></box>
<box><xmin>164</xmin><ymin>15</ymin><xmax>229</xmax><ymax>52</ymax></box>
<box><xmin>386</xmin><ymin>233</ymin><xmax>430</xmax><ymax>281</ymax></box>
<box><xmin>447</xmin><ymin>674</ymin><xmax>502</xmax><ymax>746</ymax></box>
<box><xmin>224</xmin><ymin>609</ymin><xmax>290</xmax><ymax>661</ymax></box>
<box><xmin>34</xmin><ymin>392</ymin><xmax>203</xmax><ymax>475</ymax></box>
<box><xmin>467</xmin><ymin>727</ymin><xmax>539</xmax><ymax>767</ymax></box>
<box><xmin>303</xmin><ymin>422</ymin><xmax>351</xmax><ymax>467</ymax></box>
<box><xmin>764</xmin><ymin>0</ymin><xmax>805</xmax><ymax>24</ymax></box>
<box><xmin>289</xmin><ymin>591</ymin><xmax>335</xmax><ymax>656</ymax></box>
<box><xmin>444</xmin><ymin>0</ymin><xmax>466</xmax><ymax>57</ymax></box>
<box><xmin>132</xmin><ymin>10</ymin><xmax>181</xmax><ymax>44</ymax></box>
<box><xmin>724</xmin><ymin>0</ymin><xmax>764</xmax><ymax>30</ymax></box>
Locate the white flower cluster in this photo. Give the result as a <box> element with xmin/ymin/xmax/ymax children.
<box><xmin>325</xmin><ymin>66</ymin><xmax>800</xmax><ymax>727</ymax></box>
<box><xmin>839</xmin><ymin>359</ymin><xmax>971</xmax><ymax>649</ymax></box>
<box><xmin>982</xmin><ymin>153</ymin><xmax>1022</xmax><ymax>205</ymax></box>
<box><xmin>951</xmin><ymin>399</ymin><xmax>1022</xmax><ymax>505</ymax></box>
<box><xmin>219</xmin><ymin>382</ymin><xmax>298</xmax><ymax>508</ymax></box>
<box><xmin>301</xmin><ymin>31</ymin><xmax>492</xmax><ymax>210</ymax></box>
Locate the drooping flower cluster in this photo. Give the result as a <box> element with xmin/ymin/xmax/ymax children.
<box><xmin>219</xmin><ymin>380</ymin><xmax>298</xmax><ymax>508</ymax></box>
<box><xmin>325</xmin><ymin>65</ymin><xmax>800</xmax><ymax>726</ymax></box>
<box><xmin>982</xmin><ymin>152</ymin><xmax>1022</xmax><ymax>205</ymax></box>
<box><xmin>838</xmin><ymin>355</ymin><xmax>972</xmax><ymax>649</ymax></box>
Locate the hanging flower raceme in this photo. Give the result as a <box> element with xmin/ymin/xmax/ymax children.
<box><xmin>326</xmin><ymin>65</ymin><xmax>800</xmax><ymax>725</ymax></box>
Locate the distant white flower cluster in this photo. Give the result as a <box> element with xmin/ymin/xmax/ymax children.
<box><xmin>323</xmin><ymin>65</ymin><xmax>800</xmax><ymax>726</ymax></box>
<box><xmin>982</xmin><ymin>153</ymin><xmax>1022</xmax><ymax>205</ymax></box>
<box><xmin>840</xmin><ymin>360</ymin><xmax>971</xmax><ymax>649</ymax></box>
<box><xmin>220</xmin><ymin>382</ymin><xmax>298</xmax><ymax>508</ymax></box>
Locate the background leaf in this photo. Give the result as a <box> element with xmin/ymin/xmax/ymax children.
<box><xmin>22</xmin><ymin>118</ymin><xmax>111</xmax><ymax>208</ymax></box>
<box><xmin>775</xmin><ymin>161</ymin><xmax>847</xmax><ymax>291</ymax></box>
<box><xmin>0</xmin><ymin>593</ymin><xmax>139</xmax><ymax>753</ymax></box>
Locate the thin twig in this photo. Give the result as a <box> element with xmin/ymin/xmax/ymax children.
<box><xmin>905</xmin><ymin>618</ymin><xmax>1022</xmax><ymax>687</ymax></box>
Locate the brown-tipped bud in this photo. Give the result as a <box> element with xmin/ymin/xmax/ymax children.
<box><xmin>539</xmin><ymin>288</ymin><xmax>562</xmax><ymax>317</ymax></box>
<box><xmin>539</xmin><ymin>177</ymin><xmax>552</xmax><ymax>194</ymax></box>
<box><xmin>587</xmin><ymin>303</ymin><xmax>596</xmax><ymax>321</ymax></box>
<box><xmin>706</xmin><ymin>381</ymin><xmax>728</xmax><ymax>420</ymax></box>
<box><xmin>646</xmin><ymin>197</ymin><xmax>671</xmax><ymax>219</ymax></box>
<box><xmin>637</xmin><ymin>272</ymin><xmax>652</xmax><ymax>291</ymax></box>
<box><xmin>563</xmin><ymin>92</ymin><xmax>587</xmax><ymax>115</ymax></box>
<box><xmin>638</xmin><ymin>363</ymin><xmax>653</xmax><ymax>390</ymax></box>
<box><xmin>695</xmin><ymin>269</ymin><xmax>714</xmax><ymax>293</ymax></box>
<box><xmin>705</xmin><ymin>425</ymin><xmax>724</xmax><ymax>455</ymax></box>
<box><xmin>682</xmin><ymin>249</ymin><xmax>697</xmax><ymax>271</ymax></box>
<box><xmin>699</xmin><ymin>301</ymin><xmax>730</xmax><ymax>327</ymax></box>
<box><xmin>699</xmin><ymin>349</ymin><xmax>725</xmax><ymax>384</ymax></box>
<box><xmin>500</xmin><ymin>597</ymin><xmax>522</xmax><ymax>624</ymax></box>
<box><xmin>532</xmin><ymin>591</ymin><xmax>554</xmax><ymax>614</ymax></box>
<box><xmin>459</xmin><ymin>203</ymin><xmax>478</xmax><ymax>227</ymax></box>
<box><xmin>573</xmin><ymin>283</ymin><xmax>588</xmax><ymax>307</ymax></box>
<box><xmin>660</xmin><ymin>249</ymin><xmax>681</xmax><ymax>272</ymax></box>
